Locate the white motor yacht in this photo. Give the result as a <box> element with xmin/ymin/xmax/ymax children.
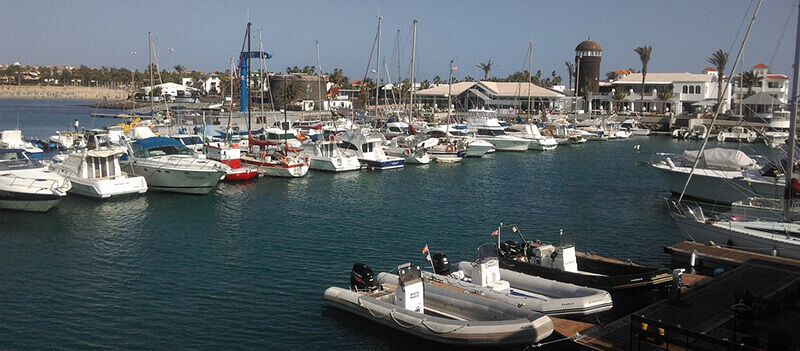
<box><xmin>717</xmin><ymin>126</ymin><xmax>757</xmax><ymax>143</ymax></box>
<box><xmin>385</xmin><ymin>135</ymin><xmax>435</xmax><ymax>164</ymax></box>
<box><xmin>0</xmin><ymin>129</ymin><xmax>44</xmax><ymax>160</ymax></box>
<box><xmin>467</xmin><ymin>109</ymin><xmax>529</xmax><ymax>151</ymax></box>
<box><xmin>506</xmin><ymin>124</ymin><xmax>558</xmax><ymax>151</ymax></box>
<box><xmin>122</xmin><ymin>137</ymin><xmax>227</xmax><ymax>194</ymax></box>
<box><xmin>339</xmin><ymin>128</ymin><xmax>404</xmax><ymax>170</ymax></box>
<box><xmin>0</xmin><ymin>149</ymin><xmax>71</xmax><ymax>212</ymax></box>
<box><xmin>620</xmin><ymin>119</ymin><xmax>651</xmax><ymax>136</ymax></box>
<box><xmin>50</xmin><ymin>149</ymin><xmax>147</xmax><ymax>199</ymax></box>
<box><xmin>306</xmin><ymin>136</ymin><xmax>361</xmax><ymax>172</ymax></box>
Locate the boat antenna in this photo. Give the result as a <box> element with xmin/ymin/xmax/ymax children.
<box><xmin>446</xmin><ymin>58</ymin><xmax>455</xmax><ymax>141</ymax></box>
<box><xmin>782</xmin><ymin>1</ymin><xmax>800</xmax><ymax>220</ymax></box>
<box><xmin>375</xmin><ymin>16</ymin><xmax>382</xmax><ymax>118</ymax></box>
<box><xmin>678</xmin><ymin>0</ymin><xmax>762</xmax><ymax>203</ymax></box>
<box><xmin>410</xmin><ymin>20</ymin><xmax>417</xmax><ymax>125</ymax></box>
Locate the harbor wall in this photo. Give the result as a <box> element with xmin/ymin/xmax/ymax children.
<box><xmin>0</xmin><ymin>86</ymin><xmax>127</xmax><ymax>100</ymax></box>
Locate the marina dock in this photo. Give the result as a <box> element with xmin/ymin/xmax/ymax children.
<box><xmin>572</xmin><ymin>242</ymin><xmax>800</xmax><ymax>351</ymax></box>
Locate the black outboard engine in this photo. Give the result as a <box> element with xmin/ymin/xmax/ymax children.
<box><xmin>431</xmin><ymin>253</ymin><xmax>451</xmax><ymax>275</ymax></box>
<box><xmin>350</xmin><ymin>263</ymin><xmax>378</xmax><ymax>292</ymax></box>
<box><xmin>500</xmin><ymin>240</ymin><xmax>521</xmax><ymax>257</ymax></box>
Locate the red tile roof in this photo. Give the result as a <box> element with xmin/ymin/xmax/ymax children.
<box><xmin>766</xmin><ymin>74</ymin><xmax>788</xmax><ymax>80</ymax></box>
<box><xmin>702</xmin><ymin>66</ymin><xmax>717</xmax><ymax>72</ymax></box>
<box><xmin>752</xmin><ymin>62</ymin><xmax>768</xmax><ymax>69</ymax></box>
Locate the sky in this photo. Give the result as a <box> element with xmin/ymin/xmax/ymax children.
<box><xmin>0</xmin><ymin>1</ymin><xmax>797</xmax><ymax>84</ymax></box>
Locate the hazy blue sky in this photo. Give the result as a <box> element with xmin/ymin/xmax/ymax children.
<box><xmin>0</xmin><ymin>1</ymin><xmax>797</xmax><ymax>83</ymax></box>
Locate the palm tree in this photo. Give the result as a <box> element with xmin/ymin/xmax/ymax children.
<box><xmin>741</xmin><ymin>70</ymin><xmax>763</xmax><ymax>98</ymax></box>
<box><xmin>612</xmin><ymin>89</ymin><xmax>626</xmax><ymax>113</ymax></box>
<box><xmin>174</xmin><ymin>65</ymin><xmax>186</xmax><ymax>83</ymax></box>
<box><xmin>476</xmin><ymin>60</ymin><xmax>493</xmax><ymax>80</ymax></box>
<box><xmin>706</xmin><ymin>49</ymin><xmax>728</xmax><ymax>106</ymax></box>
<box><xmin>565</xmin><ymin>61</ymin><xmax>574</xmax><ymax>92</ymax></box>
<box><xmin>278</xmin><ymin>81</ymin><xmax>303</xmax><ymax>110</ymax></box>
<box><xmin>633</xmin><ymin>45</ymin><xmax>652</xmax><ymax>113</ymax></box>
<box><xmin>606</xmin><ymin>71</ymin><xmax>619</xmax><ymax>81</ymax></box>
<box><xmin>657</xmin><ymin>85</ymin><xmax>674</xmax><ymax>114</ymax></box>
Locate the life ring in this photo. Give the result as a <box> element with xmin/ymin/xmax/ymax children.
<box><xmin>281</xmin><ymin>156</ymin><xmax>289</xmax><ymax>164</ymax></box>
<box><xmin>328</xmin><ymin>133</ymin><xmax>336</xmax><ymax>142</ymax></box>
<box><xmin>446</xmin><ymin>144</ymin><xmax>455</xmax><ymax>153</ymax></box>
<box><xmin>404</xmin><ymin>149</ymin><xmax>412</xmax><ymax>157</ymax></box>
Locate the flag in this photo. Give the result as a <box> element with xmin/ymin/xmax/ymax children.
<box><xmin>451</xmin><ymin>65</ymin><xmax>458</xmax><ymax>71</ymax></box>
<box><xmin>491</xmin><ymin>229</ymin><xmax>499</xmax><ymax>236</ymax></box>
<box><xmin>422</xmin><ymin>244</ymin><xmax>432</xmax><ymax>262</ymax></box>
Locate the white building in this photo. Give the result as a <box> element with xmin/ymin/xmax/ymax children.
<box><xmin>414</xmin><ymin>81</ymin><xmax>565</xmax><ymax>114</ymax></box>
<box><xmin>138</xmin><ymin>82</ymin><xmax>199</xmax><ymax>101</ymax></box>
<box><xmin>610</xmin><ymin>70</ymin><xmax>731</xmax><ymax>115</ymax></box>
<box><xmin>181</xmin><ymin>75</ymin><xmax>222</xmax><ymax>95</ymax></box>
<box><xmin>732</xmin><ymin>62</ymin><xmax>789</xmax><ymax>106</ymax></box>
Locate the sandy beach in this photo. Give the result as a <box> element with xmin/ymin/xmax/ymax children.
<box><xmin>0</xmin><ymin>85</ymin><xmax>127</xmax><ymax>100</ymax></box>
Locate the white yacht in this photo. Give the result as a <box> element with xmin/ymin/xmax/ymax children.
<box><xmin>669</xmin><ymin>200</ymin><xmax>800</xmax><ymax>260</ymax></box>
<box><xmin>426</xmin><ymin>125</ymin><xmax>487</xmax><ymax>158</ymax></box>
<box><xmin>49</xmin><ymin>130</ymin><xmax>86</xmax><ymax>150</ymax></box>
<box><xmin>505</xmin><ymin>124</ymin><xmax>558</xmax><ymax>151</ymax></box>
<box><xmin>620</xmin><ymin>119</ymin><xmax>650</xmax><ymax>136</ymax></box>
<box><xmin>467</xmin><ymin>109</ymin><xmax>529</xmax><ymax>151</ymax></box>
<box><xmin>0</xmin><ymin>129</ymin><xmax>44</xmax><ymax>160</ymax></box>
<box><xmin>0</xmin><ymin>149</ymin><xmax>71</xmax><ymax>212</ymax></box>
<box><xmin>50</xmin><ymin>149</ymin><xmax>147</xmax><ymax>199</ymax></box>
<box><xmin>306</xmin><ymin>136</ymin><xmax>361</xmax><ymax>172</ymax></box>
<box><xmin>339</xmin><ymin>128</ymin><xmax>404</xmax><ymax>170</ymax></box>
<box><xmin>650</xmin><ymin>148</ymin><xmax>781</xmax><ymax>205</ymax></box>
<box><xmin>385</xmin><ymin>135</ymin><xmax>436</xmax><ymax>164</ymax></box>
<box><xmin>717</xmin><ymin>126</ymin><xmax>757</xmax><ymax>143</ymax></box>
<box><xmin>122</xmin><ymin>137</ymin><xmax>227</xmax><ymax>194</ymax></box>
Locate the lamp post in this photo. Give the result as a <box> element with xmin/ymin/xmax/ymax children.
<box><xmin>168</xmin><ymin>48</ymin><xmax>175</xmax><ymax>71</ymax></box>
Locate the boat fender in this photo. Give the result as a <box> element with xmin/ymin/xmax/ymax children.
<box><xmin>404</xmin><ymin>149</ymin><xmax>412</xmax><ymax>157</ymax></box>
<box><xmin>446</xmin><ymin>145</ymin><xmax>455</xmax><ymax>152</ymax></box>
<box><xmin>666</xmin><ymin>157</ymin><xmax>675</xmax><ymax>169</ymax></box>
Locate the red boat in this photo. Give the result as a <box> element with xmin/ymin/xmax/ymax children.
<box><xmin>205</xmin><ymin>143</ymin><xmax>259</xmax><ymax>181</ymax></box>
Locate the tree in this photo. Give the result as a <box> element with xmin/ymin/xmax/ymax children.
<box><xmin>657</xmin><ymin>85</ymin><xmax>674</xmax><ymax>114</ymax></box>
<box><xmin>633</xmin><ymin>45</ymin><xmax>652</xmax><ymax>113</ymax></box>
<box><xmin>741</xmin><ymin>70</ymin><xmax>763</xmax><ymax>98</ymax></box>
<box><xmin>174</xmin><ymin>65</ymin><xmax>186</xmax><ymax>83</ymax></box>
<box><xmin>606</xmin><ymin>71</ymin><xmax>619</xmax><ymax>81</ymax></box>
<box><xmin>433</xmin><ymin>76</ymin><xmax>442</xmax><ymax>85</ymax></box>
<box><xmin>476</xmin><ymin>60</ymin><xmax>493</xmax><ymax>80</ymax></box>
<box><xmin>328</xmin><ymin>68</ymin><xmax>350</xmax><ymax>88</ymax></box>
<box><xmin>612</xmin><ymin>89</ymin><xmax>626</xmax><ymax>113</ymax></box>
<box><xmin>565</xmin><ymin>61</ymin><xmax>575</xmax><ymax>91</ymax></box>
<box><xmin>706</xmin><ymin>49</ymin><xmax>728</xmax><ymax>106</ymax></box>
<box><xmin>463</xmin><ymin>76</ymin><xmax>474</xmax><ymax>82</ymax></box>
<box><xmin>278</xmin><ymin>80</ymin><xmax>304</xmax><ymax>110</ymax></box>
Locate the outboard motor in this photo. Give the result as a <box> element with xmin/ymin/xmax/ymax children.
<box><xmin>350</xmin><ymin>263</ymin><xmax>378</xmax><ymax>292</ymax></box>
<box><xmin>431</xmin><ymin>253</ymin><xmax>451</xmax><ymax>275</ymax></box>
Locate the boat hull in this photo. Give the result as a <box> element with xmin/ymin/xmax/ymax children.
<box><xmin>652</xmin><ymin>163</ymin><xmax>781</xmax><ymax>205</ymax></box>
<box><xmin>68</xmin><ymin>176</ymin><xmax>148</xmax><ymax>199</ymax></box>
<box><xmin>671</xmin><ymin>212</ymin><xmax>800</xmax><ymax>260</ymax></box>
<box><xmin>223</xmin><ymin>168</ymin><xmax>259</xmax><ymax>181</ymax></box>
<box><xmin>241</xmin><ymin>157</ymin><xmax>309</xmax><ymax>177</ymax></box>
<box><xmin>0</xmin><ymin>190</ymin><xmax>64</xmax><ymax>212</ymax></box>
<box><xmin>484</xmin><ymin>138</ymin><xmax>529</xmax><ymax>152</ymax></box>
<box><xmin>122</xmin><ymin>162</ymin><xmax>224</xmax><ymax>195</ymax></box>
<box><xmin>308</xmin><ymin>156</ymin><xmax>361</xmax><ymax>172</ymax></box>
<box><xmin>360</xmin><ymin>158</ymin><xmax>404</xmax><ymax>170</ymax></box>
<box><xmin>323</xmin><ymin>286</ymin><xmax>553</xmax><ymax>346</ymax></box>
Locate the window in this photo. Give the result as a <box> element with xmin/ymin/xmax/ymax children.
<box><xmin>695</xmin><ymin>86</ymin><xmax>701</xmax><ymax>94</ymax></box>
<box><xmin>768</xmin><ymin>82</ymin><xmax>780</xmax><ymax>89</ymax></box>
<box><xmin>682</xmin><ymin>86</ymin><xmax>688</xmax><ymax>94</ymax></box>
<box><xmin>688</xmin><ymin>86</ymin><xmax>694</xmax><ymax>94</ymax></box>
<box><xmin>361</xmin><ymin>143</ymin><xmax>373</xmax><ymax>153</ymax></box>
<box><xmin>340</xmin><ymin>141</ymin><xmax>358</xmax><ymax>151</ymax></box>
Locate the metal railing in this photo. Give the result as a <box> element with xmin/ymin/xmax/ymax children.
<box><xmin>629</xmin><ymin>315</ymin><xmax>762</xmax><ymax>351</ymax></box>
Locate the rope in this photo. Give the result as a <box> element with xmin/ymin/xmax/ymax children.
<box><xmin>527</xmin><ymin>332</ymin><xmax>581</xmax><ymax>349</ymax></box>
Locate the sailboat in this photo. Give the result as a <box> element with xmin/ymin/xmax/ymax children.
<box><xmin>203</xmin><ymin>58</ymin><xmax>258</xmax><ymax>181</ymax></box>
<box><xmin>668</xmin><ymin>3</ymin><xmax>800</xmax><ymax>260</ymax></box>
<box><xmin>307</xmin><ymin>41</ymin><xmax>361</xmax><ymax>172</ymax></box>
<box><xmin>509</xmin><ymin>41</ymin><xmax>558</xmax><ymax>151</ymax></box>
<box><xmin>236</xmin><ymin>22</ymin><xmax>309</xmax><ymax>178</ymax></box>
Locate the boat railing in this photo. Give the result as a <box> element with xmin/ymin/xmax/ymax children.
<box><xmin>143</xmin><ymin>155</ymin><xmax>227</xmax><ymax>171</ymax></box>
<box><xmin>667</xmin><ymin>199</ymin><xmax>707</xmax><ymax>223</ymax></box>
<box><xmin>3</xmin><ymin>173</ymin><xmax>68</xmax><ymax>192</ymax></box>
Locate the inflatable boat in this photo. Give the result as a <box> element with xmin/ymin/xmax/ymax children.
<box><xmin>323</xmin><ymin>262</ymin><xmax>554</xmax><ymax>346</ymax></box>
<box><xmin>498</xmin><ymin>226</ymin><xmax>672</xmax><ymax>292</ymax></box>
<box><xmin>382</xmin><ymin>248</ymin><xmax>612</xmax><ymax>317</ymax></box>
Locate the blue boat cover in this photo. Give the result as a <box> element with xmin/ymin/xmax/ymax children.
<box><xmin>132</xmin><ymin>137</ymin><xmax>183</xmax><ymax>150</ymax></box>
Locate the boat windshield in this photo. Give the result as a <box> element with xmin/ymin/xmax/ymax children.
<box><xmin>477</xmin><ymin>129</ymin><xmax>506</xmax><ymax>136</ymax></box>
<box><xmin>134</xmin><ymin>144</ymin><xmax>195</xmax><ymax>158</ymax></box>
<box><xmin>477</xmin><ymin>243</ymin><xmax>498</xmax><ymax>260</ymax></box>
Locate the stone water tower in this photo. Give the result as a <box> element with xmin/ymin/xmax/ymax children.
<box><xmin>575</xmin><ymin>39</ymin><xmax>602</xmax><ymax>97</ymax></box>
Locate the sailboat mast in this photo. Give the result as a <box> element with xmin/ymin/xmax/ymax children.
<box><xmin>397</xmin><ymin>29</ymin><xmax>402</xmax><ymax>112</ymax></box>
<box><xmin>375</xmin><ymin>16</ymin><xmax>382</xmax><ymax>116</ymax></box>
<box><xmin>446</xmin><ymin>59</ymin><xmax>454</xmax><ymax>138</ymax></box>
<box><xmin>527</xmin><ymin>41</ymin><xmax>533</xmax><ymax>121</ymax></box>
<box><xmin>410</xmin><ymin>20</ymin><xmax>417</xmax><ymax>124</ymax></box>
<box><xmin>246</xmin><ymin>22</ymin><xmax>252</xmax><ymax>131</ymax></box>
<box><xmin>315</xmin><ymin>40</ymin><xmax>324</xmax><ymax>144</ymax></box>
<box><xmin>148</xmin><ymin>32</ymin><xmax>154</xmax><ymax>114</ymax></box>
<box><xmin>783</xmin><ymin>2</ymin><xmax>800</xmax><ymax>220</ymax></box>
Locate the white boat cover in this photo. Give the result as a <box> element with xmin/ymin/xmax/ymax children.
<box><xmin>131</xmin><ymin>126</ymin><xmax>157</xmax><ymax>140</ymax></box>
<box><xmin>682</xmin><ymin>148</ymin><xmax>756</xmax><ymax>170</ymax></box>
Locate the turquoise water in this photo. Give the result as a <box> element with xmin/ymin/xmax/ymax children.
<box><xmin>0</xmin><ymin>99</ymin><xmax>775</xmax><ymax>349</ymax></box>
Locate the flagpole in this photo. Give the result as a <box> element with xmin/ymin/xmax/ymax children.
<box><xmin>422</xmin><ymin>244</ymin><xmax>436</xmax><ymax>273</ymax></box>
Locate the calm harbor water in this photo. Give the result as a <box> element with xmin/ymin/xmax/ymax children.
<box><xmin>0</xmin><ymin>99</ymin><xmax>776</xmax><ymax>349</ymax></box>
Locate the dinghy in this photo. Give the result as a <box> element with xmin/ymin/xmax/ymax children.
<box><xmin>497</xmin><ymin>225</ymin><xmax>672</xmax><ymax>292</ymax></box>
<box><xmin>324</xmin><ymin>262</ymin><xmax>553</xmax><ymax>346</ymax></box>
<box><xmin>386</xmin><ymin>247</ymin><xmax>613</xmax><ymax>317</ymax></box>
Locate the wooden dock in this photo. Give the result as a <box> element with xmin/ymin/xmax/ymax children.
<box><xmin>571</xmin><ymin>242</ymin><xmax>800</xmax><ymax>350</ymax></box>
<box><xmin>665</xmin><ymin>241</ymin><xmax>800</xmax><ymax>271</ymax></box>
